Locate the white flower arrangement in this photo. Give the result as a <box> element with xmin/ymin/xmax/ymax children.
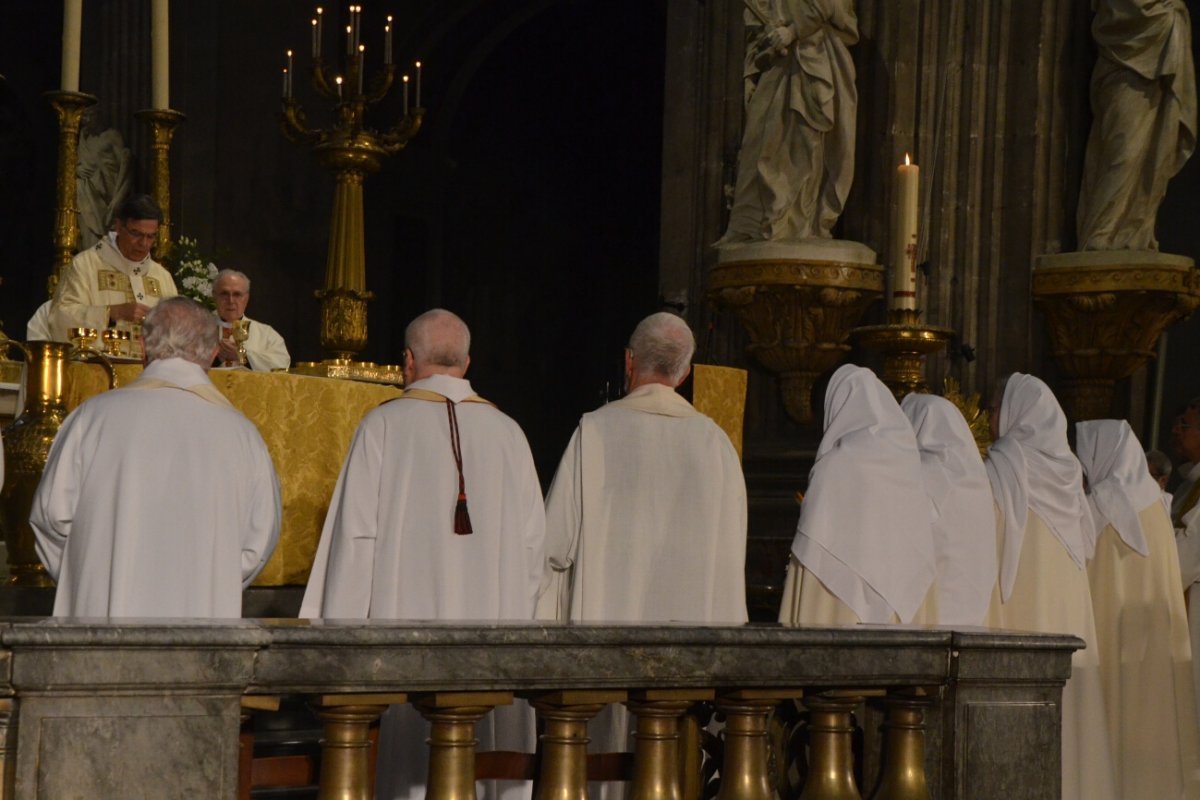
<box><xmin>166</xmin><ymin>236</ymin><xmax>218</xmax><ymax>310</ymax></box>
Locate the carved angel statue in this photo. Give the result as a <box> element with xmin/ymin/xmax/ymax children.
<box><xmin>1077</xmin><ymin>0</ymin><xmax>1196</xmax><ymax>251</ymax></box>
<box><xmin>76</xmin><ymin>127</ymin><xmax>132</xmax><ymax>250</ymax></box>
<box><xmin>717</xmin><ymin>0</ymin><xmax>859</xmax><ymax>245</ymax></box>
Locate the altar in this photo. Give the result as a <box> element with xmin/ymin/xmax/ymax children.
<box><xmin>64</xmin><ymin>364</ymin><xmax>401</xmax><ymax>586</ymax></box>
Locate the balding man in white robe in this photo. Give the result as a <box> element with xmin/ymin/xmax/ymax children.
<box><xmin>779</xmin><ymin>364</ymin><xmax>935</xmax><ymax>626</ymax></box>
<box><xmin>537</xmin><ymin>312</ymin><xmax>747</xmax><ymax>781</ymax></box>
<box><xmin>901</xmin><ymin>393</ymin><xmax>996</xmax><ymax>627</ymax></box>
<box><xmin>1076</xmin><ymin>419</ymin><xmax>1200</xmax><ymax>797</ymax></box>
<box><xmin>302</xmin><ymin>308</ymin><xmax>544</xmax><ymax>800</ymax></box>
<box><xmin>30</xmin><ymin>296</ymin><xmax>280</xmax><ymax>617</ymax></box>
<box><xmin>984</xmin><ymin>373</ymin><xmax>1116</xmax><ymax>800</ymax></box>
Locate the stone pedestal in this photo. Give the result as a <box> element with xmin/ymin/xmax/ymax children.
<box><xmin>1032</xmin><ymin>251</ymin><xmax>1200</xmax><ymax>420</ymax></box>
<box><xmin>709</xmin><ymin>240</ymin><xmax>883</xmax><ymax>424</ymax></box>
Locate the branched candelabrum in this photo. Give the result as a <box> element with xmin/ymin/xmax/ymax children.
<box><xmin>281</xmin><ymin>46</ymin><xmax>423</xmax><ymax>361</ymax></box>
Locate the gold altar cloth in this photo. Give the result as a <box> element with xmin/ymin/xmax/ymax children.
<box><xmin>63</xmin><ymin>365</ymin><xmax>401</xmax><ymax>585</ymax></box>
<box><xmin>692</xmin><ymin>364</ymin><xmax>748</xmax><ymax>460</ymax></box>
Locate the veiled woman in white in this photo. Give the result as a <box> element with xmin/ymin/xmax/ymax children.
<box><xmin>1075</xmin><ymin>419</ymin><xmax>1200</xmax><ymax>798</ymax></box>
<box><xmin>901</xmin><ymin>393</ymin><xmax>996</xmax><ymax>627</ymax></box>
<box><xmin>779</xmin><ymin>364</ymin><xmax>935</xmax><ymax>625</ymax></box>
<box><xmin>984</xmin><ymin>374</ymin><xmax>1116</xmax><ymax>800</ymax></box>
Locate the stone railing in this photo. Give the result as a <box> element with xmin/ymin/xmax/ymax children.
<box><xmin>0</xmin><ymin>620</ymin><xmax>1079</xmax><ymax>799</ymax></box>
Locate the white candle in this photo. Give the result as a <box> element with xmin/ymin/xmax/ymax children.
<box><xmin>61</xmin><ymin>0</ymin><xmax>83</xmax><ymax>92</ymax></box>
<box><xmin>353</xmin><ymin>5</ymin><xmax>362</xmax><ymax>51</ymax></box>
<box><xmin>345</xmin><ymin>24</ymin><xmax>353</xmax><ymax>56</ymax></box>
<box><xmin>311</xmin><ymin>18</ymin><xmax>318</xmax><ymax>58</ymax></box>
<box><xmin>891</xmin><ymin>154</ymin><xmax>920</xmax><ymax>311</ymax></box>
<box><xmin>415</xmin><ymin>60</ymin><xmax>422</xmax><ymax>107</ymax></box>
<box><xmin>282</xmin><ymin>68</ymin><xmax>289</xmax><ymax>99</ymax></box>
<box><xmin>385</xmin><ymin>16</ymin><xmax>393</xmax><ymax>65</ymax></box>
<box><xmin>357</xmin><ymin>44</ymin><xmax>364</xmax><ymax>95</ymax></box>
<box><xmin>316</xmin><ymin>7</ymin><xmax>324</xmax><ymax>57</ymax></box>
<box><xmin>335</xmin><ymin>75</ymin><xmax>343</xmax><ymax>100</ymax></box>
<box><xmin>402</xmin><ymin>74</ymin><xmax>409</xmax><ymax>114</ymax></box>
<box><xmin>151</xmin><ymin>0</ymin><xmax>169</xmax><ymax>109</ymax></box>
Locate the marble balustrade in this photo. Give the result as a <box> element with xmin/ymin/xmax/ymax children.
<box><xmin>0</xmin><ymin>620</ymin><xmax>1078</xmax><ymax>799</ymax></box>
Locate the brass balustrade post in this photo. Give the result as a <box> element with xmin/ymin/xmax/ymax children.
<box><xmin>716</xmin><ymin>692</ymin><xmax>800</xmax><ymax>800</ymax></box>
<box><xmin>868</xmin><ymin>694</ymin><xmax>931</xmax><ymax>800</ymax></box>
<box><xmin>134</xmin><ymin>108</ymin><xmax>187</xmax><ymax>258</ymax></box>
<box><xmin>45</xmin><ymin>90</ymin><xmax>97</xmax><ymax>296</ymax></box>
<box><xmin>531</xmin><ymin>691</ymin><xmax>626</xmax><ymax>800</ymax></box>
<box><xmin>312</xmin><ymin>693</ymin><xmax>402</xmax><ymax>800</ymax></box>
<box><xmin>627</xmin><ymin>690</ymin><xmax>712</xmax><ymax>800</ymax></box>
<box><xmin>416</xmin><ymin>691</ymin><xmax>513</xmax><ymax>800</ymax></box>
<box><xmin>800</xmin><ymin>695</ymin><xmax>863</xmax><ymax>800</ymax></box>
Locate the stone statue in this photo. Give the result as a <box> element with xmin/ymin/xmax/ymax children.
<box><xmin>1077</xmin><ymin>0</ymin><xmax>1196</xmax><ymax>251</ymax></box>
<box><xmin>75</xmin><ymin>127</ymin><xmax>132</xmax><ymax>250</ymax></box>
<box><xmin>718</xmin><ymin>0</ymin><xmax>859</xmax><ymax>245</ymax></box>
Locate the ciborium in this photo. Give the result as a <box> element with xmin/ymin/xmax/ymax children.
<box><xmin>281</xmin><ymin>9</ymin><xmax>423</xmax><ymax>369</ymax></box>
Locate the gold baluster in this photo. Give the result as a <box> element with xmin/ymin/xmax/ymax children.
<box><xmin>531</xmin><ymin>690</ymin><xmax>627</xmax><ymax>800</ymax></box>
<box><xmin>868</xmin><ymin>694</ymin><xmax>931</xmax><ymax>800</ymax></box>
<box><xmin>416</xmin><ymin>691</ymin><xmax>513</xmax><ymax>800</ymax></box>
<box><xmin>716</xmin><ymin>692</ymin><xmax>800</xmax><ymax>800</ymax></box>
<box><xmin>627</xmin><ymin>690</ymin><xmax>712</xmax><ymax>800</ymax></box>
<box><xmin>800</xmin><ymin>695</ymin><xmax>863</xmax><ymax>800</ymax></box>
<box><xmin>312</xmin><ymin>693</ymin><xmax>403</xmax><ymax>800</ymax></box>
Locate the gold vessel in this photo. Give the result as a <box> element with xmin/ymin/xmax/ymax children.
<box><xmin>0</xmin><ymin>342</ymin><xmax>115</xmax><ymax>585</ymax></box>
<box><xmin>851</xmin><ymin>308</ymin><xmax>954</xmax><ymax>402</ymax></box>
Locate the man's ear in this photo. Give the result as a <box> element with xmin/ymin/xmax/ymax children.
<box><xmin>674</xmin><ymin>364</ymin><xmax>692</xmax><ymax>388</ymax></box>
<box><xmin>462</xmin><ymin>355</ymin><xmax>471</xmax><ymax>377</ymax></box>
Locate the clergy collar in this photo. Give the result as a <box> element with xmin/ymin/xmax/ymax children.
<box><xmin>612</xmin><ymin>382</ymin><xmax>699</xmax><ymax>418</ymax></box>
<box><xmin>407</xmin><ymin>373</ymin><xmax>476</xmax><ymax>404</ymax></box>
<box><xmin>102</xmin><ymin>231</ymin><xmax>151</xmax><ymax>270</ymax></box>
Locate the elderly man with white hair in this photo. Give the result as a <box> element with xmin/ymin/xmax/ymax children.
<box><xmin>30</xmin><ymin>296</ymin><xmax>281</xmax><ymax>617</ymax></box>
<box><xmin>1076</xmin><ymin>419</ymin><xmax>1200</xmax><ymax>798</ymax></box>
<box><xmin>212</xmin><ymin>268</ymin><xmax>290</xmax><ymax>371</ymax></box>
<box><xmin>302</xmin><ymin>308</ymin><xmax>544</xmax><ymax>800</ymax></box>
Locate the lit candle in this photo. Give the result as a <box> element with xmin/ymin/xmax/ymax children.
<box><xmin>316</xmin><ymin>7</ymin><xmax>324</xmax><ymax>57</ymax></box>
<box><xmin>385</xmin><ymin>16</ymin><xmax>393</xmax><ymax>65</ymax></box>
<box><xmin>335</xmin><ymin>75</ymin><xmax>343</xmax><ymax>100</ymax></box>
<box><xmin>891</xmin><ymin>154</ymin><xmax>920</xmax><ymax>311</ymax></box>
<box><xmin>346</xmin><ymin>24</ymin><xmax>352</xmax><ymax>56</ymax></box>
<box><xmin>286</xmin><ymin>49</ymin><xmax>294</xmax><ymax>78</ymax></box>
<box><xmin>402</xmin><ymin>74</ymin><xmax>409</xmax><ymax>114</ymax></box>
<box><xmin>357</xmin><ymin>44</ymin><xmax>365</xmax><ymax>95</ymax></box>
<box><xmin>311</xmin><ymin>18</ymin><xmax>318</xmax><ymax>58</ymax></box>
<box><xmin>282</xmin><ymin>68</ymin><xmax>289</xmax><ymax>99</ymax></box>
<box><xmin>151</xmin><ymin>0</ymin><xmax>169</xmax><ymax>109</ymax></box>
<box><xmin>61</xmin><ymin>0</ymin><xmax>83</xmax><ymax>92</ymax></box>
<box><xmin>415</xmin><ymin>60</ymin><xmax>422</xmax><ymax>107</ymax></box>
<box><xmin>354</xmin><ymin>5</ymin><xmax>362</xmax><ymax>50</ymax></box>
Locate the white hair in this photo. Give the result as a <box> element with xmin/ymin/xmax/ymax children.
<box><xmin>142</xmin><ymin>296</ymin><xmax>220</xmax><ymax>366</ymax></box>
<box><xmin>404</xmin><ymin>308</ymin><xmax>470</xmax><ymax>369</ymax></box>
<box><xmin>215</xmin><ymin>269</ymin><xmax>250</xmax><ymax>291</ymax></box>
<box><xmin>629</xmin><ymin>312</ymin><xmax>695</xmax><ymax>384</ymax></box>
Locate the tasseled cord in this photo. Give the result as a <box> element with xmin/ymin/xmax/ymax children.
<box><xmin>446</xmin><ymin>398</ymin><xmax>473</xmax><ymax>535</ymax></box>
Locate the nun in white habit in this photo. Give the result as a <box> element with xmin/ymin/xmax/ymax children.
<box><xmin>779</xmin><ymin>364</ymin><xmax>936</xmax><ymax>625</ymax></box>
<box><xmin>984</xmin><ymin>373</ymin><xmax>1116</xmax><ymax>800</ymax></box>
<box><xmin>901</xmin><ymin>393</ymin><xmax>996</xmax><ymax>627</ymax></box>
<box><xmin>1076</xmin><ymin>419</ymin><xmax>1200</xmax><ymax>798</ymax></box>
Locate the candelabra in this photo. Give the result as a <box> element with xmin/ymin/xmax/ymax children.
<box><xmin>134</xmin><ymin>107</ymin><xmax>187</xmax><ymax>258</ymax></box>
<box><xmin>282</xmin><ymin>9</ymin><xmax>423</xmax><ymax>377</ymax></box>
<box><xmin>45</xmin><ymin>90</ymin><xmax>98</xmax><ymax>297</ymax></box>
<box><xmin>852</xmin><ymin>308</ymin><xmax>954</xmax><ymax>401</ymax></box>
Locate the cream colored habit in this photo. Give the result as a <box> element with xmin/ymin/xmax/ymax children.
<box><xmin>302</xmin><ymin>373</ymin><xmax>544</xmax><ymax>800</ymax></box>
<box><xmin>30</xmin><ymin>358</ymin><xmax>280</xmax><ymax>617</ymax></box>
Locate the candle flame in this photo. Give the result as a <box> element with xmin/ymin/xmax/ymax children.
<box><xmin>415</xmin><ymin>61</ymin><xmax>422</xmax><ymax>67</ymax></box>
<box><xmin>359</xmin><ymin>44</ymin><xmax>365</xmax><ymax>53</ymax></box>
<box><xmin>335</xmin><ymin>76</ymin><xmax>343</xmax><ymax>85</ymax></box>
<box><xmin>403</xmin><ymin>75</ymin><xmax>409</xmax><ymax>83</ymax></box>
<box><xmin>287</xmin><ymin>49</ymin><xmax>293</xmax><ymax>57</ymax></box>
<box><xmin>311</xmin><ymin>18</ymin><xmax>317</xmax><ymax>26</ymax></box>
<box><xmin>904</xmin><ymin>153</ymin><xmax>911</xmax><ymax>166</ymax></box>
<box><xmin>316</xmin><ymin>6</ymin><xmax>323</xmax><ymax>14</ymax></box>
<box><xmin>387</xmin><ymin>14</ymin><xmax>393</xmax><ymax>22</ymax></box>
<box><xmin>385</xmin><ymin>24</ymin><xmax>390</xmax><ymax>32</ymax></box>
<box><xmin>346</xmin><ymin>25</ymin><xmax>351</xmax><ymax>33</ymax></box>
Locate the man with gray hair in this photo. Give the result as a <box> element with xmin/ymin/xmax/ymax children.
<box><xmin>213</xmin><ymin>268</ymin><xmax>290</xmax><ymax>371</ymax></box>
<box><xmin>30</xmin><ymin>296</ymin><xmax>281</xmax><ymax>617</ymax></box>
<box><xmin>302</xmin><ymin>308</ymin><xmax>544</xmax><ymax>800</ymax></box>
<box><xmin>537</xmin><ymin>312</ymin><xmax>748</xmax><ymax>761</ymax></box>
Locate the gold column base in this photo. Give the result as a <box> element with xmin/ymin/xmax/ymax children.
<box><xmin>713</xmin><ymin>695</ymin><xmax>781</xmax><ymax>800</ymax></box>
<box><xmin>1032</xmin><ymin>252</ymin><xmax>1200</xmax><ymax>421</ymax></box>
<box><xmin>709</xmin><ymin>257</ymin><xmax>885</xmax><ymax>424</ymax></box>
<box><xmin>800</xmin><ymin>695</ymin><xmax>863</xmax><ymax>800</ymax></box>
<box><xmin>134</xmin><ymin>108</ymin><xmax>187</xmax><ymax>258</ymax></box>
<box><xmin>868</xmin><ymin>693</ymin><xmax>931</xmax><ymax>800</ymax></box>
<box><xmin>851</xmin><ymin>309</ymin><xmax>955</xmax><ymax>403</ymax></box>
<box><xmin>311</xmin><ymin>694</ymin><xmax>402</xmax><ymax>800</ymax></box>
<box><xmin>531</xmin><ymin>691</ymin><xmax>626</xmax><ymax>800</ymax></box>
<box><xmin>417</xmin><ymin>691</ymin><xmax>513</xmax><ymax>800</ymax></box>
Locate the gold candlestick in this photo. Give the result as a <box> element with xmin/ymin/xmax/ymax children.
<box><xmin>851</xmin><ymin>308</ymin><xmax>955</xmax><ymax>402</ymax></box>
<box><xmin>45</xmin><ymin>90</ymin><xmax>98</xmax><ymax>298</ymax></box>
<box><xmin>134</xmin><ymin>108</ymin><xmax>187</xmax><ymax>258</ymax></box>
<box><xmin>281</xmin><ymin>44</ymin><xmax>423</xmax><ymax>366</ymax></box>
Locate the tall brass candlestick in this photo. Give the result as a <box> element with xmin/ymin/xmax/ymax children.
<box><xmin>135</xmin><ymin>108</ymin><xmax>187</xmax><ymax>258</ymax></box>
<box><xmin>282</xmin><ymin>45</ymin><xmax>424</xmax><ymax>363</ymax></box>
<box><xmin>45</xmin><ymin>90</ymin><xmax>98</xmax><ymax>297</ymax></box>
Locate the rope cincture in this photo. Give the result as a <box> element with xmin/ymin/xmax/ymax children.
<box><xmin>446</xmin><ymin>398</ymin><xmax>473</xmax><ymax>535</ymax></box>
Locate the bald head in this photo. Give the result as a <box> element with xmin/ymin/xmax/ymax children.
<box><xmin>626</xmin><ymin>312</ymin><xmax>695</xmax><ymax>390</ymax></box>
<box><xmin>404</xmin><ymin>309</ymin><xmax>471</xmax><ymax>381</ymax></box>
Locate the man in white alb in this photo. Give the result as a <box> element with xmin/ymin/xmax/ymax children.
<box><xmin>30</xmin><ymin>296</ymin><xmax>281</xmax><ymax>617</ymax></box>
<box><xmin>49</xmin><ymin>194</ymin><xmax>178</xmax><ymax>350</ymax></box>
<box><xmin>984</xmin><ymin>373</ymin><xmax>1116</xmax><ymax>800</ymax></box>
<box><xmin>1172</xmin><ymin>398</ymin><xmax>1200</xmax><ymax>721</ymax></box>
<box><xmin>212</xmin><ymin>269</ymin><xmax>290</xmax><ymax>371</ymax></box>
<box><xmin>301</xmin><ymin>308</ymin><xmax>544</xmax><ymax>800</ymax></box>
<box><xmin>537</xmin><ymin>312</ymin><xmax>747</xmax><ymax>777</ymax></box>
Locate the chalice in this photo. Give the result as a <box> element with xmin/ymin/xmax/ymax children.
<box><xmin>231</xmin><ymin>320</ymin><xmax>249</xmax><ymax>368</ymax></box>
<box><xmin>68</xmin><ymin>327</ymin><xmax>98</xmax><ymax>351</ymax></box>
